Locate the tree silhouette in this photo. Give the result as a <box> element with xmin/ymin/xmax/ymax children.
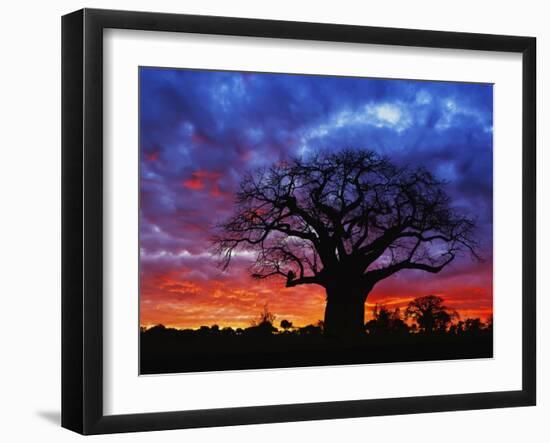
<box><xmin>214</xmin><ymin>150</ymin><xmax>478</xmax><ymax>338</ymax></box>
<box><xmin>280</xmin><ymin>319</ymin><xmax>293</xmax><ymax>331</ymax></box>
<box><xmin>463</xmin><ymin>317</ymin><xmax>485</xmax><ymax>333</ymax></box>
<box><xmin>246</xmin><ymin>304</ymin><xmax>278</xmax><ymax>337</ymax></box>
<box><xmin>449</xmin><ymin>320</ymin><xmax>465</xmax><ymax>335</ymax></box>
<box><xmin>365</xmin><ymin>305</ymin><xmax>409</xmax><ymax>335</ymax></box>
<box><xmin>252</xmin><ymin>303</ymin><xmax>276</xmax><ymax>327</ymax></box>
<box><xmin>405</xmin><ymin>295</ymin><xmax>459</xmax><ymax>334</ymax></box>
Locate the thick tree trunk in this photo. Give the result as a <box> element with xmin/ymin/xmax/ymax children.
<box><xmin>323</xmin><ymin>285</ymin><xmax>367</xmax><ymax>339</ymax></box>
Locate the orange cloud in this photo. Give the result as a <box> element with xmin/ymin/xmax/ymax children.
<box><xmin>141</xmin><ymin>260</ymin><xmax>493</xmax><ymax>330</ymax></box>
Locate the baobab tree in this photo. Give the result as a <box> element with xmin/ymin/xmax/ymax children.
<box><xmin>213</xmin><ymin>150</ymin><xmax>478</xmax><ymax>338</ymax></box>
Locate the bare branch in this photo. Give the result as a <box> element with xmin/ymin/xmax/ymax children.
<box><xmin>211</xmin><ymin>149</ymin><xmax>479</xmax><ymax>291</ymax></box>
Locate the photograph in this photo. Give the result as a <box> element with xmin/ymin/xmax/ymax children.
<box><xmin>0</xmin><ymin>0</ymin><xmax>542</xmax><ymax>439</ymax></box>
<box><xmin>138</xmin><ymin>67</ymin><xmax>494</xmax><ymax>375</ymax></box>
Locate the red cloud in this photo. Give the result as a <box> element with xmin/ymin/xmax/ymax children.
<box><xmin>182</xmin><ymin>177</ymin><xmax>205</xmax><ymax>190</ymax></box>
<box><xmin>210</xmin><ymin>184</ymin><xmax>222</xmax><ymax>197</ymax></box>
<box><xmin>147</xmin><ymin>151</ymin><xmax>159</xmax><ymax>162</ymax></box>
<box><xmin>191</xmin><ymin>132</ymin><xmax>215</xmax><ymax>146</ymax></box>
<box><xmin>182</xmin><ymin>170</ymin><xmax>227</xmax><ymax>198</ymax></box>
<box><xmin>193</xmin><ymin>170</ymin><xmax>222</xmax><ymax>180</ymax></box>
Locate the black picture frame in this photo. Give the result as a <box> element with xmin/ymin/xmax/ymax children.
<box><xmin>62</xmin><ymin>8</ymin><xmax>536</xmax><ymax>435</ymax></box>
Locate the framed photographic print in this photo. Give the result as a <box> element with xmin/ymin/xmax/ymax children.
<box><xmin>61</xmin><ymin>8</ymin><xmax>536</xmax><ymax>435</ymax></box>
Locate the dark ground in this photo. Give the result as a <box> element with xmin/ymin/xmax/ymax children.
<box><xmin>140</xmin><ymin>327</ymin><xmax>493</xmax><ymax>375</ymax></box>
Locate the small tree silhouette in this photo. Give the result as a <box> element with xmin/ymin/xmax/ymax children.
<box><xmin>246</xmin><ymin>304</ymin><xmax>278</xmax><ymax>336</ymax></box>
<box><xmin>298</xmin><ymin>324</ymin><xmax>323</xmax><ymax>335</ymax></box>
<box><xmin>252</xmin><ymin>303</ymin><xmax>276</xmax><ymax>327</ymax></box>
<box><xmin>449</xmin><ymin>320</ymin><xmax>465</xmax><ymax>335</ymax></box>
<box><xmin>365</xmin><ymin>304</ymin><xmax>409</xmax><ymax>335</ymax></box>
<box><xmin>280</xmin><ymin>319</ymin><xmax>293</xmax><ymax>331</ymax></box>
<box><xmin>405</xmin><ymin>295</ymin><xmax>458</xmax><ymax>334</ymax></box>
<box><xmin>463</xmin><ymin>318</ymin><xmax>485</xmax><ymax>333</ymax></box>
<box><xmin>214</xmin><ymin>150</ymin><xmax>478</xmax><ymax>338</ymax></box>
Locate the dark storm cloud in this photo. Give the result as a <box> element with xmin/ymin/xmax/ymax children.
<box><xmin>139</xmin><ymin>67</ymin><xmax>493</xmax><ymax>286</ymax></box>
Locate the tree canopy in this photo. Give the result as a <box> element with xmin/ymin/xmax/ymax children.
<box><xmin>405</xmin><ymin>295</ymin><xmax>459</xmax><ymax>333</ymax></box>
<box><xmin>214</xmin><ymin>149</ymin><xmax>479</xmax><ymax>292</ymax></box>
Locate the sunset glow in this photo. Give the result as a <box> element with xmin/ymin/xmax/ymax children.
<box><xmin>139</xmin><ymin>68</ymin><xmax>493</xmax><ymax>330</ymax></box>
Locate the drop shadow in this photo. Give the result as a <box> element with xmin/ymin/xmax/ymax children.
<box><xmin>36</xmin><ymin>410</ymin><xmax>61</xmax><ymax>426</ymax></box>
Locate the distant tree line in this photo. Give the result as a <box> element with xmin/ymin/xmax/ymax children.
<box><xmin>141</xmin><ymin>295</ymin><xmax>492</xmax><ymax>340</ymax></box>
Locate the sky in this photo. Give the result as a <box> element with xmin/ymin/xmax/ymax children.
<box><xmin>139</xmin><ymin>67</ymin><xmax>493</xmax><ymax>330</ymax></box>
